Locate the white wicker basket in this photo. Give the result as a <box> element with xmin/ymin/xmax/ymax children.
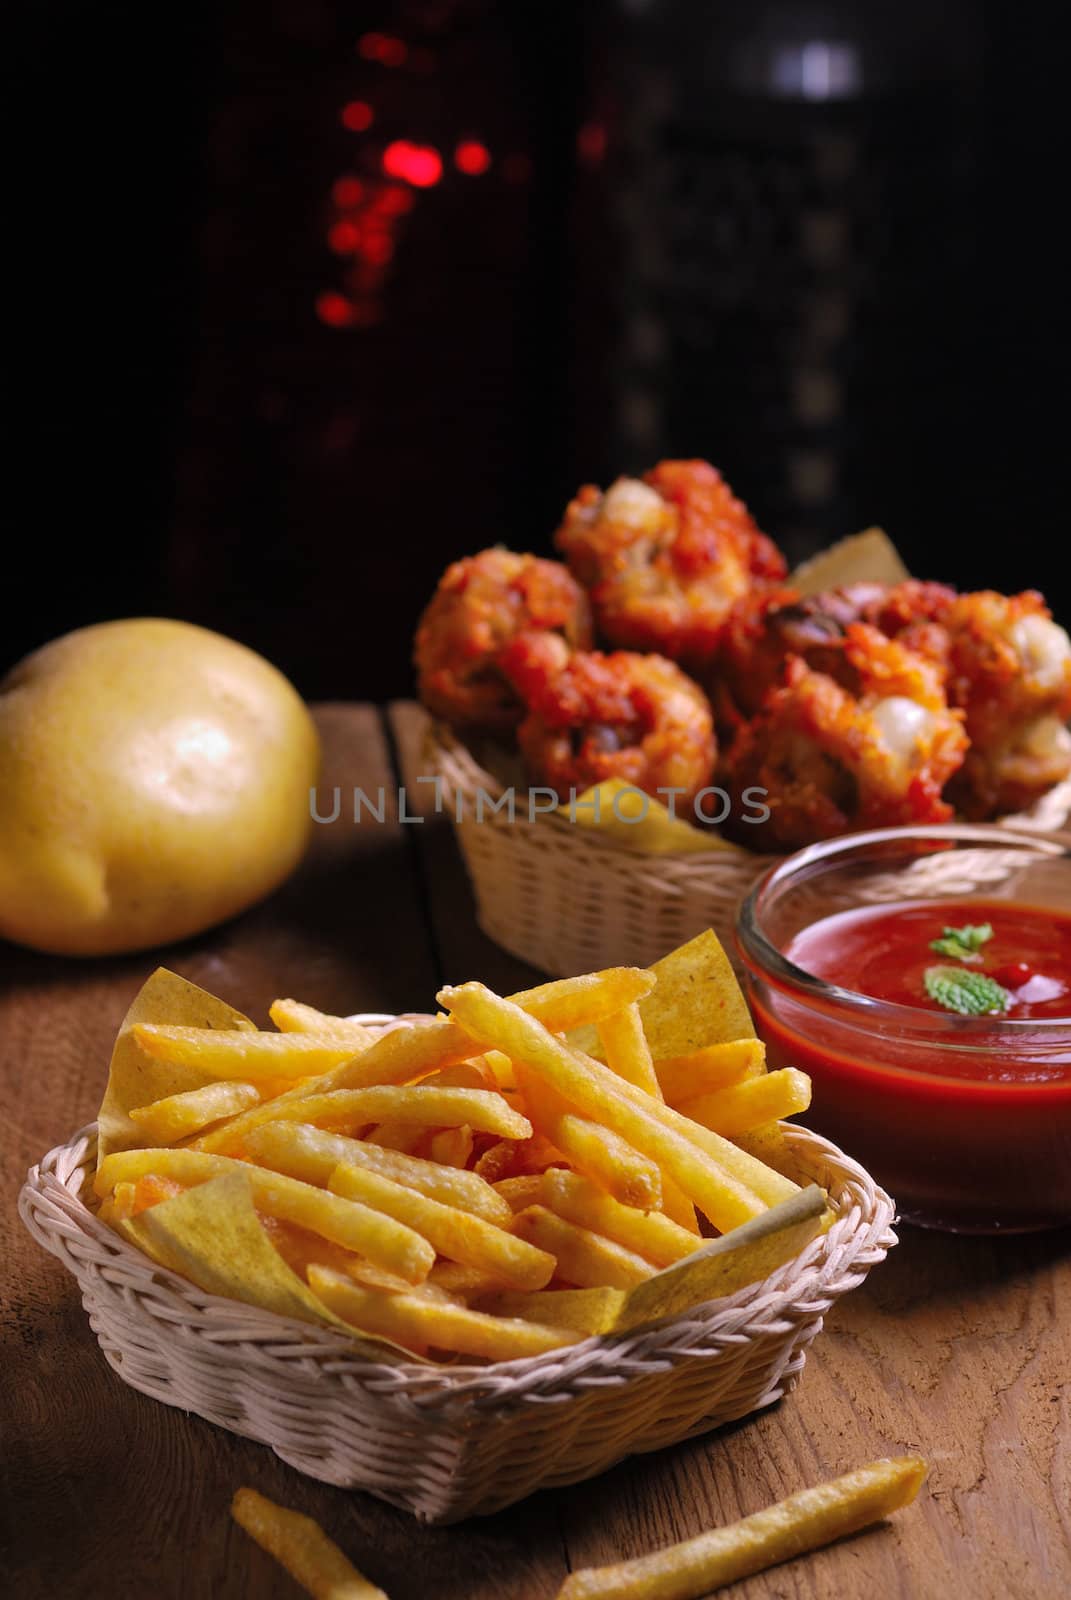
<box><xmin>20</xmin><ymin>1059</ymin><xmax>896</xmax><ymax>1524</ymax></box>
<box><xmin>430</xmin><ymin>724</ymin><xmax>1071</xmax><ymax>977</ymax></box>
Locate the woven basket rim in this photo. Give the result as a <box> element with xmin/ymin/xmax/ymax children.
<box><xmin>20</xmin><ymin>1108</ymin><xmax>895</xmax><ymax>1408</ymax></box>
<box><xmin>428</xmin><ymin>719</ymin><xmax>1071</xmax><ymax>862</ymax></box>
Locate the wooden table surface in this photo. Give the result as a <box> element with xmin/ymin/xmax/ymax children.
<box><xmin>2</xmin><ymin>704</ymin><xmax>1068</xmax><ymax>1600</ymax></box>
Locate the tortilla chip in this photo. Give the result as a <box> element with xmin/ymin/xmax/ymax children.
<box><xmin>790</xmin><ymin>527</ymin><xmax>910</xmax><ymax>596</ymax></box>
<box><xmin>613</xmin><ymin>1184</ymin><xmax>827</xmax><ymax>1331</ymax></box>
<box><xmin>558</xmin><ymin>779</ymin><xmax>742</xmax><ymax>856</ymax></box>
<box><xmin>569</xmin><ymin>931</ymin><xmax>756</xmax><ymax>1067</ymax></box>
<box><xmin>97</xmin><ymin>968</ymin><xmax>256</xmax><ymax>1164</ymax></box>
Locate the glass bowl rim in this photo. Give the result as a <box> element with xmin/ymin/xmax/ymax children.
<box><xmin>736</xmin><ymin>822</ymin><xmax>1071</xmax><ymax>1040</ymax></box>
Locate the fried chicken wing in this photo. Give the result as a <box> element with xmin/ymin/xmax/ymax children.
<box><xmin>716</xmin><ymin>580</ymin><xmax>956</xmax><ymax>723</ymax></box>
<box><xmin>498</xmin><ymin>632</ymin><xmax>716</xmax><ymax>806</ymax></box>
<box><xmin>941</xmin><ymin>590</ymin><xmax>1071</xmax><ymax>817</ymax></box>
<box><xmin>554</xmin><ymin>460</ymin><xmax>785</xmax><ymax>670</ymax></box>
<box><xmin>414</xmin><ymin>548</ymin><xmax>593</xmax><ymax>734</ymax></box>
<box><xmin>720</xmin><ymin>623</ymin><xmax>968</xmax><ymax>850</ymax></box>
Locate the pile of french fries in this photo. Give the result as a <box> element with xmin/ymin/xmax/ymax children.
<box><xmin>93</xmin><ymin>936</ymin><xmax>821</xmax><ymax>1363</ymax></box>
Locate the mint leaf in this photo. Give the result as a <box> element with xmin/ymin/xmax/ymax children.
<box><xmin>929</xmin><ymin>922</ymin><xmax>994</xmax><ymax>961</ymax></box>
<box><xmin>924</xmin><ymin>965</ymin><xmax>1010</xmax><ymax>1016</ymax></box>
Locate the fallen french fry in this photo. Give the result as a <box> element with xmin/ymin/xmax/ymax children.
<box><xmin>128</xmin><ymin>1080</ymin><xmax>263</xmax><ymax>1143</ymax></box>
<box><xmin>512</xmin><ymin>1206</ymin><xmax>656</xmax><ymax>1290</ymax></box>
<box><xmin>441</xmin><ymin>986</ymin><xmax>792</xmax><ymax>1231</ymax></box>
<box><xmin>264</xmin><ymin>1087</ymin><xmax>532</xmax><ymax>1141</ymax></box>
<box><xmin>654</xmin><ymin>1039</ymin><xmax>766</xmax><ymax>1106</ymax></box>
<box><xmin>95</xmin><ymin>1147</ymin><xmax>435</xmax><ymax>1283</ymax></box>
<box><xmin>308</xmin><ymin>1265</ymin><xmax>581</xmax><ymax>1360</ymax></box>
<box><xmin>539</xmin><ymin>1170</ymin><xmax>699</xmax><ymax>1268</ymax></box>
<box><xmin>329</xmin><ymin>1163</ymin><xmax>555</xmax><ymax>1292</ymax></box>
<box><xmin>231</xmin><ymin>1485</ymin><xmax>389</xmax><ymax>1600</ymax></box>
<box><xmin>556</xmin><ymin>1455</ymin><xmax>928</xmax><ymax>1599</ymax></box>
<box><xmin>133</xmin><ymin>1025</ymin><xmax>364</xmax><ymax>1081</ymax></box>
<box><xmin>676</xmin><ymin>1068</ymin><xmax>811</xmax><ymax>1137</ymax></box>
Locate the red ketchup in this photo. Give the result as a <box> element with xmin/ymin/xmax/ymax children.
<box><xmin>747</xmin><ymin>899</ymin><xmax>1071</xmax><ymax>1231</ymax></box>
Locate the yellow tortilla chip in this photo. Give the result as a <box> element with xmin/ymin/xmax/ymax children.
<box><xmin>573</xmin><ymin>930</ymin><xmax>756</xmax><ymax>1064</ymax></box>
<box><xmin>558</xmin><ymin>779</ymin><xmax>742</xmax><ymax>856</ymax></box>
<box><xmin>613</xmin><ymin>1184</ymin><xmax>827</xmax><ymax>1331</ymax></box>
<box><xmin>118</xmin><ymin>1172</ymin><xmax>428</xmax><ymax>1362</ymax></box>
<box><xmin>117</xmin><ymin>1171</ymin><xmax>353</xmax><ymax>1330</ymax></box>
<box><xmin>97</xmin><ymin>968</ymin><xmax>256</xmax><ymax>1164</ymax></box>
<box><xmin>790</xmin><ymin>527</ymin><xmax>910</xmax><ymax>596</ymax></box>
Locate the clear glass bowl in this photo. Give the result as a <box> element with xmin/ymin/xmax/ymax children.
<box><xmin>736</xmin><ymin>825</ymin><xmax>1071</xmax><ymax>1233</ymax></box>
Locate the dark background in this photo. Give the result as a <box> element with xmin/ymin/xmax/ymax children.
<box><xmin>19</xmin><ymin>0</ymin><xmax>1070</xmax><ymax>702</ymax></box>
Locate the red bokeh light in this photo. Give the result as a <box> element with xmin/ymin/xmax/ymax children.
<box><xmin>363</xmin><ymin>236</ymin><xmax>395</xmax><ymax>265</ymax></box>
<box><xmin>379</xmin><ymin>184</ymin><xmax>414</xmax><ymax>215</ymax></box>
<box><xmin>315</xmin><ymin>291</ymin><xmax>355</xmax><ymax>328</ymax></box>
<box><xmin>359</xmin><ymin>33</ymin><xmax>407</xmax><ymax>66</ymax></box>
<box><xmin>382</xmin><ymin>140</ymin><xmax>442</xmax><ymax>187</ymax></box>
<box><xmin>577</xmin><ymin>122</ymin><xmax>607</xmax><ymax>165</ymax></box>
<box><xmin>341</xmin><ymin>100</ymin><xmax>374</xmax><ymax>132</ymax></box>
<box><xmin>328</xmin><ymin>220</ymin><xmax>363</xmax><ymax>255</ymax></box>
<box><xmin>455</xmin><ymin>139</ymin><xmax>491</xmax><ymax>176</ymax></box>
<box><xmin>332</xmin><ymin>175</ymin><xmax>365</xmax><ymax>208</ymax></box>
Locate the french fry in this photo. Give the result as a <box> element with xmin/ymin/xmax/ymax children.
<box><xmin>597</xmin><ymin>1003</ymin><xmax>660</xmax><ymax>1095</ymax></box>
<box><xmin>308</xmin><ymin>1265</ymin><xmax>581</xmax><ymax>1360</ymax></box>
<box><xmin>243</xmin><ymin>1123</ymin><xmax>512</xmax><ymax>1225</ymax></box>
<box><xmin>676</xmin><ymin>1069</ymin><xmax>812</xmax><ymax>1137</ymax></box>
<box><xmin>329</xmin><ymin>1163</ymin><xmax>556</xmax><ymax>1292</ymax></box>
<box><xmin>513</xmin><ymin>968</ymin><xmax>656</xmax><ymax>1032</ymax></box>
<box><xmin>474</xmin><ymin>1286</ymin><xmax>624</xmax><ymax>1336</ymax></box>
<box><xmin>268</xmin><ymin>1087</ymin><xmax>531</xmax><ymax>1141</ymax></box>
<box><xmin>128</xmin><ymin>1081</ymin><xmax>262</xmax><ymax>1143</ymax></box>
<box><xmin>95</xmin><ymin>1148</ymin><xmax>435</xmax><ymax>1283</ymax></box>
<box><xmin>193</xmin><ymin>1019</ymin><xmax>476</xmax><ymax>1153</ymax></box>
<box><xmin>363</xmin><ymin>1121</ymin><xmax>424</xmax><ymax>1153</ymax></box>
<box><xmin>596</xmin><ymin>1005</ymin><xmax>698</xmax><ymax>1233</ymax></box>
<box><xmin>441</xmin><ymin>986</ymin><xmax>794</xmax><ymax>1231</ymax></box>
<box><xmin>429</xmin><ymin>1126</ymin><xmax>473</xmax><ymax>1167</ymax></box>
<box><xmin>132</xmin><ymin>1025</ymin><xmax>364</xmax><ymax>1081</ymax></box>
<box><xmin>493</xmin><ymin>1174</ymin><xmax>547</xmax><ymax>1211</ymax></box>
<box><xmin>513</xmin><ymin>1062</ymin><xmax>663</xmax><ymax>1210</ymax></box>
<box><xmin>539</xmin><ymin>1170</ymin><xmax>699</xmax><ymax>1268</ymax></box>
<box><xmin>417</xmin><ymin>1060</ymin><xmax>499</xmax><ymax>1091</ymax></box>
<box><xmin>474</xmin><ymin>1135</ymin><xmax>562</xmax><ymax>1184</ymax></box>
<box><xmin>512</xmin><ymin>1206</ymin><xmax>656</xmax><ymax>1290</ymax></box>
<box><xmin>231</xmin><ymin>1486</ymin><xmax>388</xmax><ymax>1600</ymax></box>
<box><xmin>426</xmin><ymin>1261</ymin><xmax>512</xmax><ymax>1299</ymax></box>
<box><xmin>268</xmin><ymin>1000</ymin><xmax>375</xmax><ymax>1052</ymax></box>
<box><xmin>556</xmin><ymin>1456</ymin><xmax>928</xmax><ymax>1599</ymax></box>
<box><xmin>654</xmin><ymin>1039</ymin><xmax>766</xmax><ymax>1106</ymax></box>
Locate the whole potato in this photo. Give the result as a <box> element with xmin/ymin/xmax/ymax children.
<box><xmin>0</xmin><ymin>619</ymin><xmax>320</xmax><ymax>956</ymax></box>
